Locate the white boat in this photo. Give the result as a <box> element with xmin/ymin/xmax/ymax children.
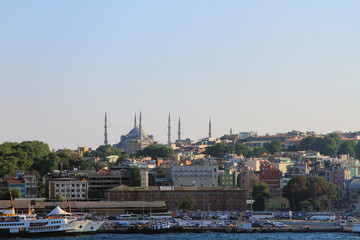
<box><xmin>83</xmin><ymin>220</ymin><xmax>104</xmax><ymax>232</ymax></box>
<box><xmin>0</xmin><ymin>201</ymin><xmax>103</xmax><ymax>237</ymax></box>
<box><xmin>0</xmin><ymin>211</ymin><xmax>76</xmax><ymax>236</ymax></box>
<box><xmin>46</xmin><ymin>206</ymin><xmax>104</xmax><ymax>234</ymax></box>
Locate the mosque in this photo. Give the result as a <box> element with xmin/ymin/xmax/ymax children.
<box><xmin>112</xmin><ymin>112</ymin><xmax>155</xmax><ymax>154</ymax></box>
<box><xmin>104</xmin><ymin>112</ymin><xmax>213</xmax><ymax>155</ymax></box>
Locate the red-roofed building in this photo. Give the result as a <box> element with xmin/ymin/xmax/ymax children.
<box><xmin>259</xmin><ymin>162</ymin><xmax>282</xmax><ymax>190</ymax></box>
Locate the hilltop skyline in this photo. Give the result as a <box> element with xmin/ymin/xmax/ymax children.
<box><xmin>1</xmin><ymin>1</ymin><xmax>359</xmax><ymax>150</ymax></box>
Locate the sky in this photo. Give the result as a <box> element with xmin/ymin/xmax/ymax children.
<box><xmin>1</xmin><ymin>1</ymin><xmax>359</xmax><ymax>150</ymax></box>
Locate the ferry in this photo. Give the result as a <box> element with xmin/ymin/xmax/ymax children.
<box><xmin>0</xmin><ymin>197</ymin><xmax>103</xmax><ymax>237</ymax></box>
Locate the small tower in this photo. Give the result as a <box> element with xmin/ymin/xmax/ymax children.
<box><xmin>230</xmin><ymin>127</ymin><xmax>233</xmax><ymax>135</ymax></box>
<box><xmin>104</xmin><ymin>112</ymin><xmax>108</xmax><ymax>146</ymax></box>
<box><xmin>167</xmin><ymin>113</ymin><xmax>171</xmax><ymax>146</ymax></box>
<box><xmin>208</xmin><ymin>117</ymin><xmax>212</xmax><ymax>138</ymax></box>
<box><xmin>178</xmin><ymin>117</ymin><xmax>181</xmax><ymax>141</ymax></box>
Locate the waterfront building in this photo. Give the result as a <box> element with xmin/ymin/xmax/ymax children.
<box><xmin>107</xmin><ymin>185</ymin><xmax>247</xmax><ymax>211</ymax></box>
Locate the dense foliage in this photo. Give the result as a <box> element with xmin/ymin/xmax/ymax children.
<box><xmin>136</xmin><ymin>145</ymin><xmax>174</xmax><ymax>159</ymax></box>
<box><xmin>205</xmin><ymin>141</ymin><xmax>281</xmax><ymax>158</ymax></box>
<box><xmin>252</xmin><ymin>182</ymin><xmax>271</xmax><ymax>211</ymax></box>
<box><xmin>287</xmin><ymin>133</ymin><xmax>360</xmax><ymax>158</ymax></box>
<box><xmin>0</xmin><ymin>141</ymin><xmax>127</xmax><ymax>180</ymax></box>
<box><xmin>282</xmin><ymin>176</ymin><xmax>339</xmax><ymax>211</ymax></box>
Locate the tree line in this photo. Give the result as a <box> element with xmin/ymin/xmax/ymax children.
<box><xmin>0</xmin><ymin>141</ymin><xmax>129</xmax><ymax>180</ymax></box>
<box><xmin>288</xmin><ymin>133</ymin><xmax>360</xmax><ymax>158</ymax></box>
<box><xmin>204</xmin><ymin>140</ymin><xmax>282</xmax><ymax>158</ymax></box>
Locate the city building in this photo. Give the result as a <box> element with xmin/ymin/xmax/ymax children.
<box><xmin>6</xmin><ymin>171</ymin><xmax>37</xmax><ymax>198</ymax></box>
<box><xmin>107</xmin><ymin>185</ymin><xmax>247</xmax><ymax>211</ymax></box>
<box><xmin>7</xmin><ymin>176</ymin><xmax>25</xmax><ymax>198</ymax></box>
<box><xmin>171</xmin><ymin>165</ymin><xmax>219</xmax><ymax>187</ymax></box>
<box><xmin>259</xmin><ymin>162</ymin><xmax>282</xmax><ymax>190</ymax></box>
<box><xmin>48</xmin><ymin>177</ymin><xmax>88</xmax><ymax>200</ymax></box>
<box><xmin>218</xmin><ymin>169</ymin><xmax>237</xmax><ymax>187</ymax></box>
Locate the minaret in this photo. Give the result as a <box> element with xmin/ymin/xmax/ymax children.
<box><xmin>178</xmin><ymin>117</ymin><xmax>181</xmax><ymax>141</ymax></box>
<box><xmin>139</xmin><ymin>111</ymin><xmax>142</xmax><ymax>141</ymax></box>
<box><xmin>134</xmin><ymin>113</ymin><xmax>137</xmax><ymax>128</ymax></box>
<box><xmin>230</xmin><ymin>127</ymin><xmax>233</xmax><ymax>135</ymax></box>
<box><xmin>167</xmin><ymin>113</ymin><xmax>171</xmax><ymax>146</ymax></box>
<box><xmin>104</xmin><ymin>112</ymin><xmax>108</xmax><ymax>146</ymax></box>
<box><xmin>208</xmin><ymin>117</ymin><xmax>212</xmax><ymax>138</ymax></box>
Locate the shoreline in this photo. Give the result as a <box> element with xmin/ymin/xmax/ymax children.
<box><xmin>96</xmin><ymin>225</ymin><xmax>347</xmax><ymax>234</ymax></box>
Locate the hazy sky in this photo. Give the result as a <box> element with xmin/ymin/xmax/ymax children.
<box><xmin>1</xmin><ymin>1</ymin><xmax>359</xmax><ymax>150</ymax></box>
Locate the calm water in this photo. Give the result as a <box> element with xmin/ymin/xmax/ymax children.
<box><xmin>7</xmin><ymin>233</ymin><xmax>360</xmax><ymax>240</ymax></box>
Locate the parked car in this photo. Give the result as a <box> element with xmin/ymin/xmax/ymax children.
<box><xmin>182</xmin><ymin>216</ymin><xmax>192</xmax><ymax>220</ymax></box>
<box><xmin>261</xmin><ymin>221</ymin><xmax>275</xmax><ymax>227</ymax></box>
<box><xmin>271</xmin><ymin>221</ymin><xmax>287</xmax><ymax>228</ymax></box>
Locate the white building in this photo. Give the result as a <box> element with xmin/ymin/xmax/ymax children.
<box><xmin>48</xmin><ymin>178</ymin><xmax>88</xmax><ymax>200</ymax></box>
<box><xmin>171</xmin><ymin>165</ymin><xmax>218</xmax><ymax>187</ymax></box>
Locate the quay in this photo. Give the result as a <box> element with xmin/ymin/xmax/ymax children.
<box><xmin>96</xmin><ymin>220</ymin><xmax>348</xmax><ymax>234</ymax></box>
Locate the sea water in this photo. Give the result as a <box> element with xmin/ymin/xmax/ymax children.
<box><xmin>8</xmin><ymin>232</ymin><xmax>360</xmax><ymax>240</ymax></box>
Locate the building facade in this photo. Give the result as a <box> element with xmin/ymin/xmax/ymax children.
<box><xmin>48</xmin><ymin>178</ymin><xmax>88</xmax><ymax>200</ymax></box>
<box><xmin>107</xmin><ymin>185</ymin><xmax>247</xmax><ymax>211</ymax></box>
<box><xmin>218</xmin><ymin>169</ymin><xmax>237</xmax><ymax>187</ymax></box>
<box><xmin>171</xmin><ymin>165</ymin><xmax>219</xmax><ymax>187</ymax></box>
<box><xmin>259</xmin><ymin>162</ymin><xmax>282</xmax><ymax>190</ymax></box>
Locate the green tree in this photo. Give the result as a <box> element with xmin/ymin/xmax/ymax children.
<box><xmin>322</xmin><ymin>134</ymin><xmax>341</xmax><ymax>156</ymax></box>
<box><xmin>299</xmin><ymin>136</ymin><xmax>316</xmax><ymax>151</ymax></box>
<box><xmin>56</xmin><ymin>149</ymin><xmax>82</xmax><ymax>170</ymax></box>
<box><xmin>282</xmin><ymin>176</ymin><xmax>308</xmax><ymax>211</ymax></box>
<box><xmin>251</xmin><ymin>147</ymin><xmax>268</xmax><ymax>157</ymax></box>
<box><xmin>312</xmin><ymin>138</ymin><xmax>325</xmax><ymax>153</ymax></box>
<box><xmin>306</xmin><ymin>176</ymin><xmax>338</xmax><ymax>211</ymax></box>
<box><xmin>337</xmin><ymin>140</ymin><xmax>356</xmax><ymax>157</ymax></box>
<box><xmin>177</xmin><ymin>195</ymin><xmax>196</xmax><ymax>210</ymax></box>
<box><xmin>10</xmin><ymin>188</ymin><xmax>22</xmax><ymax>199</ymax></box>
<box><xmin>283</xmin><ymin>176</ymin><xmax>339</xmax><ymax>211</ymax></box>
<box><xmin>94</xmin><ymin>145</ymin><xmax>127</xmax><ymax>160</ymax></box>
<box><xmin>263</xmin><ymin>140</ymin><xmax>282</xmax><ymax>154</ymax></box>
<box><xmin>234</xmin><ymin>144</ymin><xmax>251</xmax><ymax>158</ymax></box>
<box><xmin>136</xmin><ymin>145</ymin><xmax>174</xmax><ymax>159</ymax></box>
<box><xmin>0</xmin><ymin>157</ymin><xmax>18</xmax><ymax>179</ymax></box>
<box><xmin>130</xmin><ymin>167</ymin><xmax>141</xmax><ymax>186</ymax></box>
<box><xmin>252</xmin><ymin>182</ymin><xmax>271</xmax><ymax>211</ymax></box>
<box><xmin>31</xmin><ymin>152</ymin><xmax>60</xmax><ymax>176</ymax></box>
<box><xmin>287</xmin><ymin>143</ymin><xmax>300</xmax><ymax>151</ymax></box>
<box><xmin>355</xmin><ymin>142</ymin><xmax>360</xmax><ymax>160</ymax></box>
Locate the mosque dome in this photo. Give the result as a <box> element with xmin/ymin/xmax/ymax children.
<box><xmin>113</xmin><ymin>112</ymin><xmax>154</xmax><ymax>152</ymax></box>
<box><xmin>127</xmin><ymin>126</ymin><xmax>149</xmax><ymax>139</ymax></box>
